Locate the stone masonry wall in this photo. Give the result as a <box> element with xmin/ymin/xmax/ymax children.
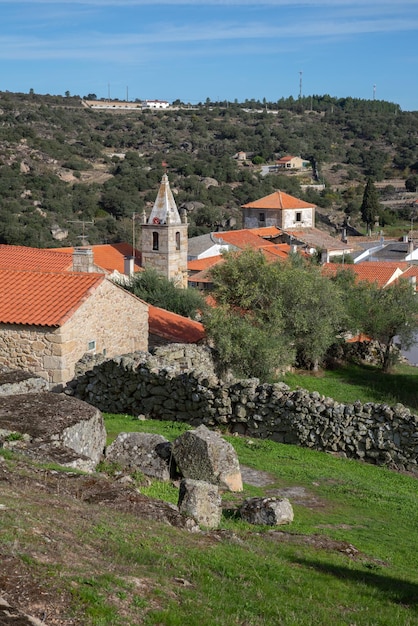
<box><xmin>66</xmin><ymin>344</ymin><xmax>418</xmax><ymax>473</ymax></box>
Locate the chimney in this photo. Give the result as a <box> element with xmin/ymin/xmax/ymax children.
<box><xmin>408</xmin><ymin>237</ymin><xmax>414</xmax><ymax>256</ymax></box>
<box><xmin>72</xmin><ymin>247</ymin><xmax>94</xmax><ymax>273</ymax></box>
<box><xmin>124</xmin><ymin>255</ymin><xmax>135</xmax><ymax>276</ymax></box>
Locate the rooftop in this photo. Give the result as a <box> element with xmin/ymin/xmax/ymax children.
<box><xmin>0</xmin><ymin>245</ymin><xmax>73</xmax><ymax>273</ymax></box>
<box><xmin>53</xmin><ymin>243</ymin><xmax>142</xmax><ymax>274</ymax></box>
<box><xmin>242</xmin><ymin>190</ymin><xmax>315</xmax><ymax>211</ymax></box>
<box><xmin>148</xmin><ymin>305</ymin><xmax>205</xmax><ymax>343</ymax></box>
<box><xmin>0</xmin><ymin>269</ymin><xmax>105</xmax><ymax>327</ymax></box>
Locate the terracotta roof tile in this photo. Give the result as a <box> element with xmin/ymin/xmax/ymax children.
<box><xmin>242</xmin><ymin>190</ymin><xmax>315</xmax><ymax>211</ymax></box>
<box><xmin>322</xmin><ymin>262</ymin><xmax>407</xmax><ymax>288</ymax></box>
<box><xmin>0</xmin><ymin>269</ymin><xmax>105</xmax><ymax>326</ymax></box>
<box><xmin>248</xmin><ymin>226</ymin><xmax>282</xmax><ymax>238</ymax></box>
<box><xmin>53</xmin><ymin>243</ymin><xmax>142</xmax><ymax>274</ymax></box>
<box><xmin>0</xmin><ymin>245</ymin><xmax>73</xmax><ymax>272</ymax></box>
<box><xmin>148</xmin><ymin>305</ymin><xmax>205</xmax><ymax>343</ymax></box>
<box><xmin>188</xmin><ymin>256</ymin><xmax>223</xmax><ymax>271</ymax></box>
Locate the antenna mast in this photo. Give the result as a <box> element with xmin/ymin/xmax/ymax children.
<box><xmin>299</xmin><ymin>71</ymin><xmax>303</xmax><ymax>99</ymax></box>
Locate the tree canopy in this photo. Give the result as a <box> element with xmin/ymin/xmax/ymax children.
<box><xmin>203</xmin><ymin>249</ymin><xmax>346</xmax><ymax>378</ymax></box>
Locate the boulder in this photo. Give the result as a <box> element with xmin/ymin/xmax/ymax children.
<box><xmin>0</xmin><ymin>369</ymin><xmax>49</xmax><ymax>396</ymax></box>
<box><xmin>178</xmin><ymin>479</ymin><xmax>222</xmax><ymax>529</ymax></box>
<box><xmin>0</xmin><ymin>392</ymin><xmax>106</xmax><ymax>472</ymax></box>
<box><xmin>240</xmin><ymin>497</ymin><xmax>294</xmax><ymax>526</ymax></box>
<box><xmin>105</xmin><ymin>432</ymin><xmax>174</xmax><ymax>481</ymax></box>
<box><xmin>172</xmin><ymin>424</ymin><xmax>242</xmax><ymax>492</ymax></box>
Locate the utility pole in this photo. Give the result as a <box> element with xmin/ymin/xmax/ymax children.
<box><xmin>299</xmin><ymin>71</ymin><xmax>303</xmax><ymax>99</ymax></box>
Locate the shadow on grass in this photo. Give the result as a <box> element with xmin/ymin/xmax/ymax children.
<box><xmin>294</xmin><ymin>557</ymin><xmax>418</xmax><ymax>606</ymax></box>
<box><xmin>327</xmin><ymin>364</ymin><xmax>418</xmax><ymax>411</ymax></box>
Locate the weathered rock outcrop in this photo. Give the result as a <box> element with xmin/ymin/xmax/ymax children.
<box><xmin>105</xmin><ymin>432</ymin><xmax>175</xmax><ymax>480</ymax></box>
<box><xmin>173</xmin><ymin>425</ymin><xmax>243</xmax><ymax>492</ymax></box>
<box><xmin>0</xmin><ymin>392</ymin><xmax>106</xmax><ymax>472</ymax></box>
<box><xmin>240</xmin><ymin>497</ymin><xmax>294</xmax><ymax>526</ymax></box>
<box><xmin>0</xmin><ymin>368</ymin><xmax>49</xmax><ymax>396</ymax></box>
<box><xmin>178</xmin><ymin>479</ymin><xmax>222</xmax><ymax>529</ymax></box>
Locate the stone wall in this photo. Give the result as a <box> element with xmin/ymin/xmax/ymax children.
<box><xmin>66</xmin><ymin>345</ymin><xmax>418</xmax><ymax>473</ymax></box>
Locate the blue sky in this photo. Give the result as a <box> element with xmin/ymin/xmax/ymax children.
<box><xmin>1</xmin><ymin>1</ymin><xmax>418</xmax><ymax>111</ymax></box>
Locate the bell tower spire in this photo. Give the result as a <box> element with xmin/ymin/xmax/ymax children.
<box><xmin>141</xmin><ymin>174</ymin><xmax>189</xmax><ymax>288</ymax></box>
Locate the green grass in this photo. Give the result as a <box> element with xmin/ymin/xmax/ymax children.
<box><xmin>2</xmin><ymin>361</ymin><xmax>417</xmax><ymax>625</ymax></box>
<box><xmin>100</xmin><ymin>414</ymin><xmax>418</xmax><ymax>626</ymax></box>
<box><xmin>282</xmin><ymin>362</ymin><xmax>418</xmax><ymax>411</ymax></box>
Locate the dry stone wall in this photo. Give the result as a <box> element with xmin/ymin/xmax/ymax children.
<box><xmin>66</xmin><ymin>345</ymin><xmax>418</xmax><ymax>473</ymax></box>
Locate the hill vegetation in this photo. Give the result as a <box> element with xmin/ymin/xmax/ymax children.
<box><xmin>1</xmin><ymin>91</ymin><xmax>418</xmax><ymax>247</ymax></box>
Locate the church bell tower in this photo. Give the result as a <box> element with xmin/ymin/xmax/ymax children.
<box><xmin>141</xmin><ymin>174</ymin><xmax>189</xmax><ymax>288</ymax></box>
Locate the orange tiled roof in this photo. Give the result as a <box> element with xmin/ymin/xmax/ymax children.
<box><xmin>247</xmin><ymin>226</ymin><xmax>282</xmax><ymax>238</ymax></box>
<box><xmin>53</xmin><ymin>243</ymin><xmax>142</xmax><ymax>274</ymax></box>
<box><xmin>49</xmin><ymin>243</ymin><xmax>142</xmax><ymax>274</ymax></box>
<box><xmin>242</xmin><ymin>191</ymin><xmax>315</xmax><ymax>211</ymax></box>
<box><xmin>148</xmin><ymin>305</ymin><xmax>205</xmax><ymax>343</ymax></box>
<box><xmin>0</xmin><ymin>269</ymin><xmax>105</xmax><ymax>326</ymax></box>
<box><xmin>323</xmin><ymin>262</ymin><xmax>408</xmax><ymax>288</ymax></box>
<box><xmin>400</xmin><ymin>265</ymin><xmax>418</xmax><ymax>280</ymax></box>
<box><xmin>188</xmin><ymin>255</ymin><xmax>223</xmax><ymax>272</ymax></box>
<box><xmin>0</xmin><ymin>245</ymin><xmax>73</xmax><ymax>272</ymax></box>
<box><xmin>276</xmin><ymin>156</ymin><xmax>294</xmax><ymax>163</ymax></box>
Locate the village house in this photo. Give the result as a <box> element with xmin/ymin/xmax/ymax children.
<box><xmin>0</xmin><ymin>262</ymin><xmax>148</xmax><ymax>385</ymax></box>
<box><xmin>276</xmin><ymin>156</ymin><xmax>311</xmax><ymax>170</ymax></box>
<box><xmin>241</xmin><ymin>190</ymin><xmax>353</xmax><ymax>258</ymax></box>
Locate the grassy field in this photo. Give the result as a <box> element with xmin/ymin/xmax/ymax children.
<box><xmin>99</xmin><ymin>404</ymin><xmax>418</xmax><ymax>626</ymax></box>
<box><xmin>1</xmin><ymin>362</ymin><xmax>417</xmax><ymax>625</ymax></box>
<box><xmin>281</xmin><ymin>362</ymin><xmax>418</xmax><ymax>411</ymax></box>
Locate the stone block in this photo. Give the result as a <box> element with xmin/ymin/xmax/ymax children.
<box><xmin>172</xmin><ymin>424</ymin><xmax>242</xmax><ymax>492</ymax></box>
<box><xmin>178</xmin><ymin>479</ymin><xmax>222</xmax><ymax>529</ymax></box>
<box><xmin>240</xmin><ymin>497</ymin><xmax>294</xmax><ymax>526</ymax></box>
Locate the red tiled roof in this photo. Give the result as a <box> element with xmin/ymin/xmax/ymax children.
<box><xmin>0</xmin><ymin>269</ymin><xmax>105</xmax><ymax>327</ymax></box>
<box><xmin>346</xmin><ymin>333</ymin><xmax>372</xmax><ymax>343</ymax></box>
<box><xmin>213</xmin><ymin>230</ymin><xmax>269</xmax><ymax>248</ymax></box>
<box><xmin>148</xmin><ymin>305</ymin><xmax>205</xmax><ymax>343</ymax></box>
<box><xmin>242</xmin><ymin>191</ymin><xmax>315</xmax><ymax>211</ymax></box>
<box><xmin>0</xmin><ymin>245</ymin><xmax>73</xmax><ymax>272</ymax></box>
<box><xmin>248</xmin><ymin>226</ymin><xmax>282</xmax><ymax>238</ymax></box>
<box><xmin>276</xmin><ymin>156</ymin><xmax>294</xmax><ymax>163</ymax></box>
<box><xmin>188</xmin><ymin>256</ymin><xmax>223</xmax><ymax>272</ymax></box>
<box><xmin>53</xmin><ymin>243</ymin><xmax>142</xmax><ymax>274</ymax></box>
<box><xmin>323</xmin><ymin>262</ymin><xmax>408</xmax><ymax>288</ymax></box>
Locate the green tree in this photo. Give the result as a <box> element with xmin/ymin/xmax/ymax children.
<box><xmin>121</xmin><ymin>268</ymin><xmax>206</xmax><ymax>319</ymax></box>
<box><xmin>360</xmin><ymin>178</ymin><xmax>380</xmax><ymax>232</ymax></box>
<box><xmin>351</xmin><ymin>279</ymin><xmax>418</xmax><ymax>372</ymax></box>
<box><xmin>204</xmin><ymin>249</ymin><xmax>345</xmax><ymax>378</ymax></box>
<box><xmin>332</xmin><ymin>268</ymin><xmax>418</xmax><ymax>372</ymax></box>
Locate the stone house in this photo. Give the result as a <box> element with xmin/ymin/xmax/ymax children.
<box><xmin>0</xmin><ymin>267</ymin><xmax>148</xmax><ymax>385</ymax></box>
<box><xmin>242</xmin><ymin>190</ymin><xmax>315</xmax><ymax>230</ymax></box>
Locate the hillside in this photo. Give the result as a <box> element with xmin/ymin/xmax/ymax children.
<box><xmin>1</xmin><ymin>91</ymin><xmax>418</xmax><ymax>248</ymax></box>
<box><xmin>1</xmin><ymin>416</ymin><xmax>417</xmax><ymax>626</ymax></box>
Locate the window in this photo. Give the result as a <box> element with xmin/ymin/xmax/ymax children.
<box><xmin>152</xmin><ymin>232</ymin><xmax>159</xmax><ymax>250</ymax></box>
<box><xmin>296</xmin><ymin>212</ymin><xmax>302</xmax><ymax>222</ymax></box>
<box><xmin>259</xmin><ymin>213</ymin><xmax>265</xmax><ymax>222</ymax></box>
<box><xmin>176</xmin><ymin>231</ymin><xmax>181</xmax><ymax>250</ymax></box>
<box><xmin>87</xmin><ymin>340</ymin><xmax>96</xmax><ymax>351</ymax></box>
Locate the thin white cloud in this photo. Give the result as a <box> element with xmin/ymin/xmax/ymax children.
<box><xmin>1</xmin><ymin>13</ymin><xmax>417</xmax><ymax>63</ymax></box>
<box><xmin>0</xmin><ymin>0</ymin><xmax>416</xmax><ymax>5</ymax></box>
